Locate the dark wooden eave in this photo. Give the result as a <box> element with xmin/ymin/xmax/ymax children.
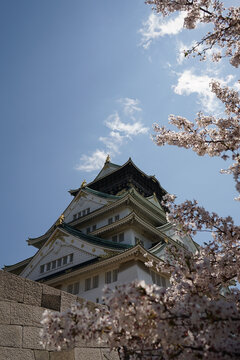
<box><xmin>71</xmin><ymin>158</ymin><xmax>167</xmax><ymax>202</ymax></box>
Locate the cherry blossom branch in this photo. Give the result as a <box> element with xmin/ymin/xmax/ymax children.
<box><xmin>146</xmin><ymin>1</ymin><xmax>240</xmax><ymax>66</ymax></box>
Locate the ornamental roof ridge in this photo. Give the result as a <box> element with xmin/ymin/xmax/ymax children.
<box><xmin>3</xmin><ymin>255</ymin><xmax>34</xmax><ymax>271</ymax></box>
<box><xmin>149</xmin><ymin>242</ymin><xmax>167</xmax><ymax>255</ymax></box>
<box><xmin>28</xmin><ymin>188</ymin><xmax>166</xmax><ymax>249</ymax></box>
<box><xmin>59</xmin><ymin>223</ymin><xmax>132</xmax><ymax>250</ymax></box>
<box><xmin>41</xmin><ymin>244</ymin><xmax>165</xmax><ymax>285</ymax></box>
<box><xmin>70</xmin><ymin>190</ymin><xmax>165</xmax><ymax>229</ymax></box>
<box><xmin>83</xmin><ymin>186</ymin><xmax>123</xmax><ymax>199</ymax></box>
<box><xmin>93</xmin><ymin>160</ymin><xmax>121</xmax><ymax>181</ymax></box>
<box><xmin>91</xmin><ymin>210</ymin><xmax>166</xmax><ymax>240</ymax></box>
<box><xmin>129</xmin><ymin>187</ymin><xmax>166</xmax><ymax>216</ymax></box>
<box><xmin>28</xmin><ymin>187</ymin><xmax>123</xmax><ymax>247</ymax></box>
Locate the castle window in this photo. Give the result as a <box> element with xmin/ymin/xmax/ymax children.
<box><xmin>73</xmin><ymin>282</ymin><xmax>79</xmax><ymax>294</ymax></box>
<box><xmin>112</xmin><ymin>233</ymin><xmax>124</xmax><ymax>243</ymax></box>
<box><xmin>113</xmin><ymin>269</ymin><xmax>118</xmax><ymax>282</ymax></box>
<box><xmin>108</xmin><ymin>217</ymin><xmax>113</xmax><ymax>225</ymax></box>
<box><xmin>92</xmin><ymin>275</ymin><xmax>99</xmax><ymax>289</ymax></box>
<box><xmin>67</xmin><ymin>284</ymin><xmax>73</xmax><ymax>294</ymax></box>
<box><xmin>119</xmin><ymin>233</ymin><xmax>124</xmax><ymax>242</ymax></box>
<box><xmin>82</xmin><ymin>210</ymin><xmax>86</xmax><ymax>216</ymax></box>
<box><xmin>151</xmin><ymin>271</ymin><xmax>167</xmax><ymax>287</ymax></box>
<box><xmin>105</xmin><ymin>269</ymin><xmax>118</xmax><ymax>284</ymax></box>
<box><xmin>115</xmin><ymin>215</ymin><xmax>119</xmax><ymax>221</ymax></box>
<box><xmin>86</xmin><ymin>227</ymin><xmax>90</xmax><ymax>234</ymax></box>
<box><xmin>105</xmin><ymin>271</ymin><xmax>111</xmax><ymax>284</ymax></box>
<box><xmin>78</xmin><ymin>212</ymin><xmax>81</xmax><ymax>218</ymax></box>
<box><xmin>40</xmin><ymin>253</ymin><xmax>74</xmax><ymax>275</ymax></box>
<box><xmin>67</xmin><ymin>282</ymin><xmax>79</xmax><ymax>295</ymax></box>
<box><xmin>57</xmin><ymin>258</ymin><xmax>62</xmax><ymax>267</ymax></box>
<box><xmin>85</xmin><ymin>278</ymin><xmax>91</xmax><ymax>291</ymax></box>
<box><xmin>87</xmin><ymin>208</ymin><xmax>90</xmax><ymax>214</ymax></box>
<box><xmin>73</xmin><ymin>214</ymin><xmax>77</xmax><ymax>220</ymax></box>
<box><xmin>92</xmin><ymin>224</ymin><xmax>96</xmax><ymax>231</ymax></box>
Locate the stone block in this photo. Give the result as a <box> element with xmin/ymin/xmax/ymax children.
<box><xmin>34</xmin><ymin>350</ymin><xmax>50</xmax><ymax>360</ymax></box>
<box><xmin>41</xmin><ymin>294</ymin><xmax>61</xmax><ymax>311</ymax></box>
<box><xmin>60</xmin><ymin>292</ymin><xmax>77</xmax><ymax>312</ymax></box>
<box><xmin>0</xmin><ymin>270</ymin><xmax>25</xmax><ymax>302</ymax></box>
<box><xmin>0</xmin><ymin>300</ymin><xmax>11</xmax><ymax>324</ymax></box>
<box><xmin>101</xmin><ymin>349</ymin><xmax>119</xmax><ymax>360</ymax></box>
<box><xmin>0</xmin><ymin>347</ymin><xmax>35</xmax><ymax>360</ymax></box>
<box><xmin>50</xmin><ymin>349</ymin><xmax>75</xmax><ymax>360</ymax></box>
<box><xmin>0</xmin><ymin>324</ymin><xmax>22</xmax><ymax>347</ymax></box>
<box><xmin>74</xmin><ymin>348</ymin><xmax>102</xmax><ymax>360</ymax></box>
<box><xmin>24</xmin><ymin>279</ymin><xmax>43</xmax><ymax>306</ymax></box>
<box><xmin>11</xmin><ymin>302</ymin><xmax>44</xmax><ymax>327</ymax></box>
<box><xmin>42</xmin><ymin>286</ymin><xmax>61</xmax><ymax>311</ymax></box>
<box><xmin>23</xmin><ymin>326</ymin><xmax>44</xmax><ymax>350</ymax></box>
<box><xmin>43</xmin><ymin>285</ymin><xmax>61</xmax><ymax>296</ymax></box>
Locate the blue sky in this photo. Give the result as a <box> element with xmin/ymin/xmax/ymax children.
<box><xmin>0</xmin><ymin>0</ymin><xmax>239</xmax><ymax>268</ymax></box>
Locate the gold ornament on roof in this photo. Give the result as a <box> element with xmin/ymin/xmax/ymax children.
<box><xmin>81</xmin><ymin>179</ymin><xmax>87</xmax><ymax>188</ymax></box>
<box><xmin>105</xmin><ymin>154</ymin><xmax>110</xmax><ymax>163</ymax></box>
<box><xmin>56</xmin><ymin>214</ymin><xmax>65</xmax><ymax>226</ymax></box>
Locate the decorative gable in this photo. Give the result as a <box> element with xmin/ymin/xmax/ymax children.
<box><xmin>158</xmin><ymin>223</ymin><xmax>198</xmax><ymax>253</ymax></box>
<box><xmin>20</xmin><ymin>228</ymin><xmax>108</xmax><ymax>281</ymax></box>
<box><xmin>146</xmin><ymin>194</ymin><xmax>163</xmax><ymax>210</ymax></box>
<box><xmin>64</xmin><ymin>190</ymin><xmax>109</xmax><ymax>223</ymax></box>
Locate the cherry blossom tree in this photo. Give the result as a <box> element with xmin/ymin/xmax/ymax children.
<box><xmin>41</xmin><ymin>1</ymin><xmax>240</xmax><ymax>359</ymax></box>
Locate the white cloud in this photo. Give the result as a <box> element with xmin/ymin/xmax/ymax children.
<box><xmin>234</xmin><ymin>81</ymin><xmax>240</xmax><ymax>92</ymax></box>
<box><xmin>99</xmin><ymin>131</ymin><xmax>124</xmax><ymax>154</ymax></box>
<box><xmin>105</xmin><ymin>112</ymin><xmax>148</xmax><ymax>136</ymax></box>
<box><xmin>76</xmin><ymin>98</ymin><xmax>149</xmax><ymax>172</ymax></box>
<box><xmin>76</xmin><ymin>150</ymin><xmax>108</xmax><ymax>172</ymax></box>
<box><xmin>173</xmin><ymin>69</ymin><xmax>234</xmax><ymax>113</ymax></box>
<box><xmin>139</xmin><ymin>12</ymin><xmax>185</xmax><ymax>49</ymax></box>
<box><xmin>118</xmin><ymin>98</ymin><xmax>142</xmax><ymax>117</ymax></box>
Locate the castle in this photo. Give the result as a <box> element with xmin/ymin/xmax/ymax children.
<box><xmin>5</xmin><ymin>157</ymin><xmax>197</xmax><ymax>303</ymax></box>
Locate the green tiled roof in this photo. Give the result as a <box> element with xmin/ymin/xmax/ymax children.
<box><xmin>60</xmin><ymin>223</ymin><xmax>132</xmax><ymax>250</ymax></box>
<box><xmin>84</xmin><ymin>187</ymin><xmax>123</xmax><ymax>199</ymax></box>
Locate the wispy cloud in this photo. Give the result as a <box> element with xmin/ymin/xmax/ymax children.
<box><xmin>104</xmin><ymin>112</ymin><xmax>147</xmax><ymax>136</ymax></box>
<box><xmin>77</xmin><ymin>150</ymin><xmax>108</xmax><ymax>173</ymax></box>
<box><xmin>139</xmin><ymin>12</ymin><xmax>185</xmax><ymax>49</ymax></box>
<box><xmin>76</xmin><ymin>98</ymin><xmax>148</xmax><ymax>172</ymax></box>
<box><xmin>173</xmin><ymin>69</ymin><xmax>234</xmax><ymax>113</ymax></box>
<box><xmin>118</xmin><ymin>97</ymin><xmax>142</xmax><ymax>117</ymax></box>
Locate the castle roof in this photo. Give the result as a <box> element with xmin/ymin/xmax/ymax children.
<box><xmin>70</xmin><ymin>158</ymin><xmax>167</xmax><ymax>201</ymax></box>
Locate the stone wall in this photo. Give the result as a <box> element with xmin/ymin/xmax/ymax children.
<box><xmin>0</xmin><ymin>270</ymin><xmax>118</xmax><ymax>360</ymax></box>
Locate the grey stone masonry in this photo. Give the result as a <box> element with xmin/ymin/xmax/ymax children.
<box><xmin>0</xmin><ymin>270</ymin><xmax>119</xmax><ymax>360</ymax></box>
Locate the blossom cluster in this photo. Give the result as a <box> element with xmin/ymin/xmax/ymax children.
<box><xmin>41</xmin><ymin>251</ymin><xmax>240</xmax><ymax>359</ymax></box>
<box><xmin>146</xmin><ymin>0</ymin><xmax>240</xmax><ymax>67</ymax></box>
<box><xmin>153</xmin><ymin>79</ymin><xmax>240</xmax><ymax>199</ymax></box>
